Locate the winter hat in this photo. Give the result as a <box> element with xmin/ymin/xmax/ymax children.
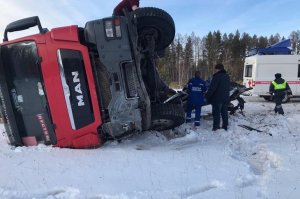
<box><xmin>195</xmin><ymin>71</ymin><xmax>201</xmax><ymax>78</ymax></box>
<box><xmin>275</xmin><ymin>73</ymin><xmax>281</xmax><ymax>79</ymax></box>
<box><xmin>215</xmin><ymin>63</ymin><xmax>224</xmax><ymax>70</ymax></box>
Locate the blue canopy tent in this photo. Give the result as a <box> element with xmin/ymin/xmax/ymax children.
<box><xmin>247</xmin><ymin>39</ymin><xmax>292</xmax><ymax>56</ymax></box>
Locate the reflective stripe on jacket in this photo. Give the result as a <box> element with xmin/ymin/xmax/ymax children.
<box><xmin>272</xmin><ymin>80</ymin><xmax>287</xmax><ymax>90</ymax></box>
<box><xmin>187</xmin><ymin>77</ymin><xmax>207</xmax><ymax>106</ymax></box>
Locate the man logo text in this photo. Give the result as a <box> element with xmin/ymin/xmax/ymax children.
<box><xmin>72</xmin><ymin>71</ymin><xmax>85</xmax><ymax>106</ymax></box>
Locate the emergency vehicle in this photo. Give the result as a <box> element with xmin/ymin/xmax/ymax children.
<box><xmin>243</xmin><ymin>40</ymin><xmax>300</xmax><ymax>102</ymax></box>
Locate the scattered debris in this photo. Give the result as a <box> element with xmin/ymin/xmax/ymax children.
<box><xmin>238</xmin><ymin>124</ymin><xmax>272</xmax><ymax>136</ymax></box>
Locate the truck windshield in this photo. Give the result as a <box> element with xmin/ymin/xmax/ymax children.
<box><xmin>1</xmin><ymin>41</ymin><xmax>55</xmax><ymax>144</ymax></box>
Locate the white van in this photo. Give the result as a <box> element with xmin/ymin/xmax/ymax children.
<box><xmin>243</xmin><ymin>54</ymin><xmax>300</xmax><ymax>101</ymax></box>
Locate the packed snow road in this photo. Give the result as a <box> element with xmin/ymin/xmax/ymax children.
<box><xmin>0</xmin><ymin>96</ymin><xmax>300</xmax><ymax>199</ymax></box>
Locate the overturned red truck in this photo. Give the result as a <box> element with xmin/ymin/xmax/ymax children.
<box><xmin>0</xmin><ymin>8</ymin><xmax>185</xmax><ymax>148</ymax></box>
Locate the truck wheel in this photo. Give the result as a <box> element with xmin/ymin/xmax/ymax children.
<box><xmin>150</xmin><ymin>104</ymin><xmax>185</xmax><ymax>131</ymax></box>
<box><xmin>282</xmin><ymin>93</ymin><xmax>290</xmax><ymax>103</ymax></box>
<box><xmin>134</xmin><ymin>7</ymin><xmax>175</xmax><ymax>51</ymax></box>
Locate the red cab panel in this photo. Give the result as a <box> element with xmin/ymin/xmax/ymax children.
<box><xmin>0</xmin><ymin>26</ymin><xmax>103</xmax><ymax>148</ymax></box>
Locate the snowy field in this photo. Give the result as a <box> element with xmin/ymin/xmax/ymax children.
<box><xmin>1</xmin><ymin>96</ymin><xmax>300</xmax><ymax>199</ymax></box>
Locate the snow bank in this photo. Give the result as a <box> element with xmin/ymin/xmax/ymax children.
<box><xmin>0</xmin><ymin>96</ymin><xmax>300</xmax><ymax>199</ymax></box>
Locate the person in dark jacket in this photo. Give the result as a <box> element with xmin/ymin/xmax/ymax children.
<box><xmin>269</xmin><ymin>73</ymin><xmax>291</xmax><ymax>115</ymax></box>
<box><xmin>205</xmin><ymin>64</ymin><xmax>230</xmax><ymax>131</ymax></box>
<box><xmin>185</xmin><ymin>71</ymin><xmax>207</xmax><ymax>127</ymax></box>
<box><xmin>113</xmin><ymin>0</ymin><xmax>140</xmax><ymax>16</ymax></box>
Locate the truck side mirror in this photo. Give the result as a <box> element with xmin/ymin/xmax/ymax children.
<box><xmin>3</xmin><ymin>16</ymin><xmax>48</xmax><ymax>42</ymax></box>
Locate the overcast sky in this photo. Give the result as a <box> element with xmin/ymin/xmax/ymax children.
<box><xmin>1</xmin><ymin>0</ymin><xmax>300</xmax><ymax>40</ymax></box>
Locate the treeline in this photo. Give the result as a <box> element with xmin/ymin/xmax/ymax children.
<box><xmin>157</xmin><ymin>30</ymin><xmax>300</xmax><ymax>87</ymax></box>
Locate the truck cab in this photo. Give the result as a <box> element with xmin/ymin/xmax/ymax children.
<box><xmin>0</xmin><ymin>8</ymin><xmax>185</xmax><ymax>148</ymax></box>
<box><xmin>0</xmin><ymin>23</ymin><xmax>102</xmax><ymax>148</ymax></box>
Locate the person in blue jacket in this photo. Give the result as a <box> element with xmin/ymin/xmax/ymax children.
<box><xmin>185</xmin><ymin>71</ymin><xmax>207</xmax><ymax>127</ymax></box>
<box><xmin>113</xmin><ymin>0</ymin><xmax>140</xmax><ymax>16</ymax></box>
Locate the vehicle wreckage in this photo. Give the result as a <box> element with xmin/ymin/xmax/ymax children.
<box><xmin>165</xmin><ymin>82</ymin><xmax>252</xmax><ymax>116</ymax></box>
<box><xmin>0</xmin><ymin>7</ymin><xmax>251</xmax><ymax>149</ymax></box>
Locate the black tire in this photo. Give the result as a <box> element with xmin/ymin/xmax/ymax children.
<box><xmin>263</xmin><ymin>94</ymin><xmax>290</xmax><ymax>103</ymax></box>
<box><xmin>134</xmin><ymin>7</ymin><xmax>175</xmax><ymax>51</ymax></box>
<box><xmin>150</xmin><ymin>103</ymin><xmax>185</xmax><ymax>131</ymax></box>
<box><xmin>282</xmin><ymin>93</ymin><xmax>290</xmax><ymax>103</ymax></box>
<box><xmin>263</xmin><ymin>96</ymin><xmax>272</xmax><ymax>101</ymax></box>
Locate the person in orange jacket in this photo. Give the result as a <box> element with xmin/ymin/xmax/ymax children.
<box><xmin>113</xmin><ymin>0</ymin><xmax>140</xmax><ymax>16</ymax></box>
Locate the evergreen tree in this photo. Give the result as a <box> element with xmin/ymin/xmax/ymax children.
<box><xmin>175</xmin><ymin>34</ymin><xmax>184</xmax><ymax>86</ymax></box>
<box><xmin>157</xmin><ymin>30</ymin><xmax>295</xmax><ymax>87</ymax></box>
<box><xmin>183</xmin><ymin>36</ymin><xmax>194</xmax><ymax>83</ymax></box>
<box><xmin>204</xmin><ymin>31</ymin><xmax>222</xmax><ymax>78</ymax></box>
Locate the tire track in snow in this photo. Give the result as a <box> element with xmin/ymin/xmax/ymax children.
<box><xmin>179</xmin><ymin>180</ymin><xmax>225</xmax><ymax>198</ymax></box>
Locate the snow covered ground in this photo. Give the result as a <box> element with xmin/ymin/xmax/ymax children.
<box><xmin>1</xmin><ymin>96</ymin><xmax>300</xmax><ymax>199</ymax></box>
